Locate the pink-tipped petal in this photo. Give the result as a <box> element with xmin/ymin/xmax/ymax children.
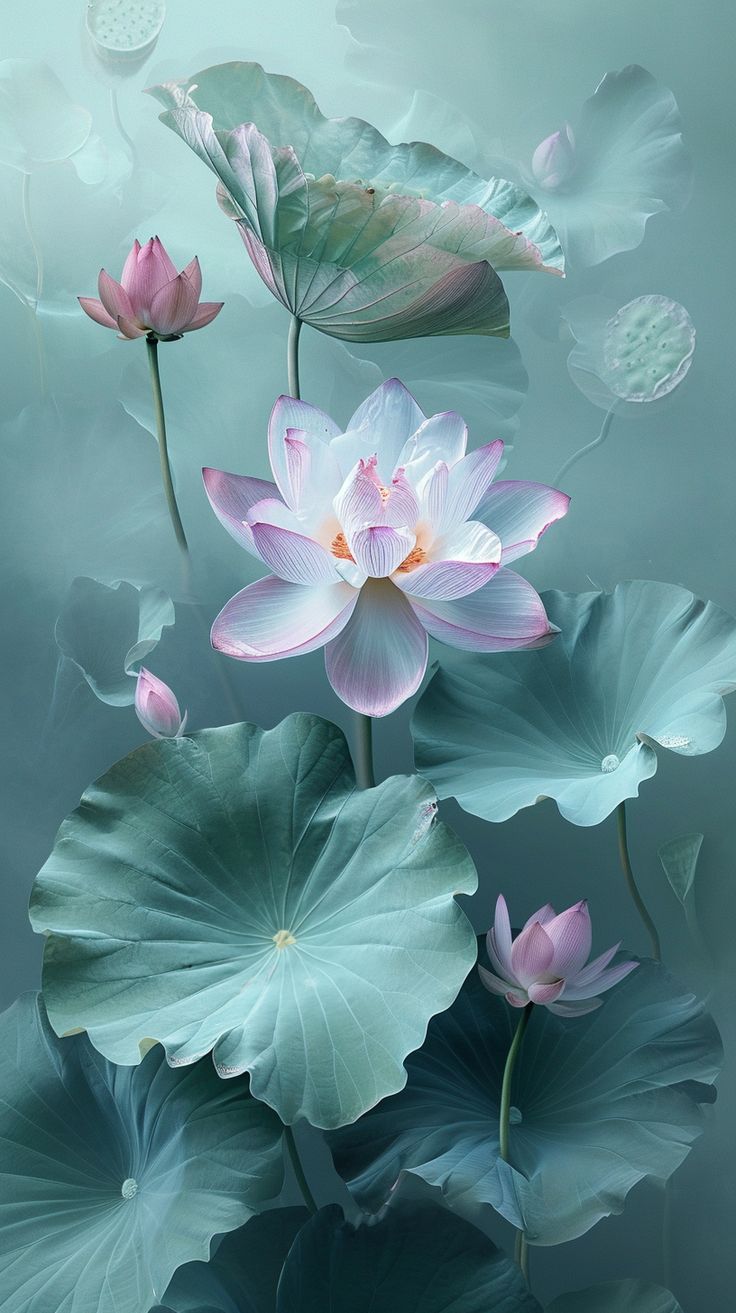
<box><xmin>212</xmin><ymin>576</ymin><xmax>357</xmax><ymax>660</ymax></box>
<box><xmin>179</xmin><ymin>254</ymin><xmax>203</xmax><ymax>301</ymax></box>
<box><xmin>381</xmin><ymin>469</ymin><xmax>420</xmax><ymax>528</ymax></box>
<box><xmin>119</xmin><ymin>238</ymin><xmax>142</xmax><ymax>292</ymax></box>
<box><xmin>351</xmin><ymin>525</ymin><xmax>416</xmax><ymax>578</ymax></box>
<box><xmin>126</xmin><ymin>236</ymin><xmax>177</xmax><ymax>318</ymax></box>
<box><xmin>491</xmin><ymin>895</ymin><xmax>514</xmax><ymax>975</ymax></box>
<box><xmin>185</xmin><ymin>301</ymin><xmax>224</xmax><ymax>331</ymax></box>
<box><xmin>324</xmin><ymin>578</ymin><xmax>428</xmax><ymax>717</ymax></box>
<box><xmin>523</xmin><ymin>904</ymin><xmax>557</xmax><ymax>930</ymax></box>
<box><xmin>478</xmin><ymin>964</ymin><xmax>511</xmax><ymax>996</ymax></box>
<box><xmin>135</xmin><ymin>667</ymin><xmax>185</xmax><ymax>739</ymax></box>
<box><xmin>409</xmin><ymin>569</ymin><xmax>556</xmax><ymax>652</ymax></box>
<box><xmin>563</xmin><ymin>958</ymin><xmax>638</xmax><ymax>1000</ymax></box>
<box><xmin>396</xmin><ymin>521</ymin><xmax>502</xmax><ymax>601</ymax></box>
<box><xmin>98</xmin><ymin>269</ymin><xmax>135</xmax><ymax>323</ymax></box>
<box><xmin>505</xmin><ymin>990</ymin><xmax>530</xmax><ymax>1009</ymax></box>
<box><xmin>116</xmin><ymin>314</ymin><xmax>147</xmax><ymax>339</ymax></box>
<box><xmin>202</xmin><ymin>468</ymin><xmax>279</xmax><ymax>555</ymax></box>
<box><xmin>249</xmin><ymin>520</ymin><xmax>340</xmax><ymax>584</ymax></box>
<box><xmin>334</xmin><ymin>462</ymin><xmax>385</xmax><ymax>539</ymax></box>
<box><xmin>527</xmin><ymin>979</ymin><xmax>565</xmax><ymax>1005</ymax></box>
<box><xmin>78</xmin><ymin>296</ymin><xmax>118</xmax><ymax>330</ymax></box>
<box><xmin>510</xmin><ymin>921</ymin><xmax>555</xmax><ymax>985</ymax></box>
<box><xmin>148</xmin><ymin>271</ymin><xmax>201</xmax><ymax>336</ymax></box>
<box><xmin>544</xmin><ymin>901</ymin><xmax>593</xmax><ymax>976</ymax></box>
<box><xmin>477</xmin><ymin>481</ymin><xmax>570</xmax><ymax>564</ymax></box>
<box><xmin>342</xmin><ymin>378</ymin><xmax>426</xmax><ymax>479</ymax></box>
<box><xmin>569</xmin><ymin>942</ymin><xmax>621</xmax><ymax>988</ymax></box>
<box><xmin>268</xmin><ymin>395</ymin><xmax>342</xmax><ymax>496</ymax></box>
<box><xmin>441</xmin><ymin>440</ymin><xmax>505</xmax><ymax>529</ymax></box>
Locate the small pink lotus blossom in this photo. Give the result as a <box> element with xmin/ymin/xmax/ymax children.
<box><xmin>135</xmin><ymin>668</ymin><xmax>187</xmax><ymax>739</ymax></box>
<box><xmin>203</xmin><ymin>379</ymin><xmax>569</xmax><ymax>717</ymax></box>
<box><xmin>479</xmin><ymin>895</ymin><xmax>638</xmax><ymax>1016</ymax></box>
<box><xmin>531</xmin><ymin>124</ymin><xmax>576</xmax><ymax>191</ymax></box>
<box><xmin>78</xmin><ymin>236</ymin><xmax>223</xmax><ymax>340</ymax></box>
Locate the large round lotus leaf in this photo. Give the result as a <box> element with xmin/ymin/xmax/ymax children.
<box><xmin>276</xmin><ymin>1200</ymin><xmax>541</xmax><ymax>1313</ymax></box>
<box><xmin>413</xmin><ymin>581</ymin><xmax>736</xmax><ymax>827</ymax></box>
<box><xmin>31</xmin><ymin>713</ymin><xmax>478</xmax><ymax>1128</ymax></box>
<box><xmin>0</xmin><ymin>994</ymin><xmax>284</xmax><ymax>1313</ymax></box>
<box><xmin>0</xmin><ymin>61</ymin><xmax>92</xmax><ymax>172</ymax></box>
<box><xmin>154</xmin><ymin>1208</ymin><xmax>310</xmax><ymax>1313</ymax></box>
<box><xmin>54</xmin><ymin>576</ymin><xmax>175</xmax><ymax>705</ymax></box>
<box><xmin>327</xmin><ymin>959</ymin><xmax>721</xmax><ymax>1246</ymax></box>
<box><xmin>526</xmin><ymin>65</ymin><xmax>691</xmax><ymax>268</ymax></box>
<box><xmin>547</xmin><ymin>1281</ymin><xmax>683</xmax><ymax>1313</ymax></box>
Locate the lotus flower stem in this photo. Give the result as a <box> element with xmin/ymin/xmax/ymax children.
<box><xmin>283</xmin><ymin>1123</ymin><xmax>318</xmax><ymax>1214</ymax></box>
<box><xmin>514</xmin><ymin>1231</ymin><xmax>529</xmax><ymax>1282</ymax></box>
<box><xmin>109</xmin><ymin>87</ymin><xmax>136</xmax><ymax>158</ymax></box>
<box><xmin>353</xmin><ymin>712</ymin><xmax>375</xmax><ymax>789</ymax></box>
<box><xmin>21</xmin><ymin>172</ymin><xmax>47</xmax><ymax>397</ymax></box>
<box><xmin>145</xmin><ymin>335</ymin><xmax>190</xmax><ymax>557</ymax></box>
<box><xmin>287</xmin><ymin>315</ymin><xmax>302</xmax><ymax>399</ymax></box>
<box><xmin>499</xmin><ymin>1003</ymin><xmax>532</xmax><ymax>1162</ymax></box>
<box><xmin>616</xmin><ymin>801</ymin><xmax>662</xmax><ymax>961</ymax></box>
<box><xmin>554</xmin><ymin>403</ymin><xmax>617</xmax><ymax>486</ymax></box>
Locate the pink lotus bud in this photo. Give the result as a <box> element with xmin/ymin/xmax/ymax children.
<box><xmin>479</xmin><ymin>894</ymin><xmax>637</xmax><ymax>1017</ymax></box>
<box><xmin>531</xmin><ymin>124</ymin><xmax>576</xmax><ymax>190</ymax></box>
<box><xmin>135</xmin><ymin>668</ymin><xmax>187</xmax><ymax>739</ymax></box>
<box><xmin>78</xmin><ymin>236</ymin><xmax>224</xmax><ymax>340</ymax></box>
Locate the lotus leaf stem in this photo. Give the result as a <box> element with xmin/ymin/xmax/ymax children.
<box><xmin>284</xmin><ymin>1123</ymin><xmax>318</xmax><ymax>1214</ymax></box>
<box><xmin>554</xmin><ymin>403</ymin><xmax>617</xmax><ymax>486</ymax></box>
<box><xmin>616</xmin><ymin>801</ymin><xmax>662</xmax><ymax>961</ymax></box>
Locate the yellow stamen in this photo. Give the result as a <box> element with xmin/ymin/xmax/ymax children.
<box><xmin>396</xmin><ymin>546</ymin><xmax>427</xmax><ymax>573</ymax></box>
<box><xmin>273</xmin><ymin>930</ymin><xmax>297</xmax><ymax>949</ymax></box>
<box><xmin>331</xmin><ymin>531</ymin><xmax>355</xmax><ymax>561</ymax></box>
<box><xmin>378</xmin><ymin>485</ymin><xmax>391</xmax><ymax>502</ymax></box>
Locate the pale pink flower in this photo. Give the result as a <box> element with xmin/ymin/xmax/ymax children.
<box><xmin>531</xmin><ymin>124</ymin><xmax>576</xmax><ymax>191</ymax></box>
<box><xmin>78</xmin><ymin>236</ymin><xmax>223</xmax><ymax>339</ymax></box>
<box><xmin>480</xmin><ymin>895</ymin><xmax>638</xmax><ymax>1016</ymax></box>
<box><xmin>204</xmin><ymin>379</ymin><xmax>569</xmax><ymax>717</ymax></box>
<box><xmin>135</xmin><ymin>668</ymin><xmax>187</xmax><ymax>739</ymax></box>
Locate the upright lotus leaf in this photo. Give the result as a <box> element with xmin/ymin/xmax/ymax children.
<box><xmin>146</xmin><ymin>62</ymin><xmax>562</xmax><ymax>343</ymax></box>
<box><xmin>31</xmin><ymin>714</ymin><xmax>478</xmax><ymax>1128</ymax></box>
<box><xmin>54</xmin><ymin>576</ymin><xmax>175</xmax><ymax>705</ymax></box>
<box><xmin>0</xmin><ymin>60</ymin><xmax>93</xmax><ymax>175</ymax></box>
<box><xmin>276</xmin><ymin>1200</ymin><xmax>541</xmax><ymax>1313</ymax></box>
<box><xmin>154</xmin><ymin>1208</ymin><xmax>310</xmax><ymax>1313</ymax></box>
<box><xmin>547</xmin><ymin>1281</ymin><xmax>683</xmax><ymax>1313</ymax></box>
<box><xmin>327</xmin><ymin>959</ymin><xmax>721</xmax><ymax>1246</ymax></box>
<box><xmin>563</xmin><ymin>294</ymin><xmax>696</xmax><ymax>414</ymax></box>
<box><xmin>413</xmin><ymin>581</ymin><xmax>736</xmax><ymax>827</ymax></box>
<box><xmin>659</xmin><ymin>834</ymin><xmax>704</xmax><ymax>907</ymax></box>
<box><xmin>524</xmin><ymin>65</ymin><xmax>691</xmax><ymax>268</ymax></box>
<box><xmin>0</xmin><ymin>994</ymin><xmax>284</xmax><ymax>1313</ymax></box>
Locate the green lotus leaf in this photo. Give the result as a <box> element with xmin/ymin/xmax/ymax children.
<box><xmin>146</xmin><ymin>62</ymin><xmax>562</xmax><ymax>343</ymax></box>
<box><xmin>327</xmin><ymin>957</ymin><xmax>721</xmax><ymax>1245</ymax></box>
<box><xmin>0</xmin><ymin>60</ymin><xmax>93</xmax><ymax>173</ymax></box>
<box><xmin>31</xmin><ymin>713</ymin><xmax>478</xmax><ymax>1128</ymax></box>
<box><xmin>277</xmin><ymin>1200</ymin><xmax>541</xmax><ymax>1312</ymax></box>
<box><xmin>413</xmin><ymin>581</ymin><xmax>736</xmax><ymax>827</ymax></box>
<box><xmin>154</xmin><ymin>1208</ymin><xmax>309</xmax><ymax>1313</ymax></box>
<box><xmin>54</xmin><ymin>576</ymin><xmax>175</xmax><ymax>706</ymax></box>
<box><xmin>0</xmin><ymin>994</ymin><xmax>284</xmax><ymax>1313</ymax></box>
<box><xmin>546</xmin><ymin>1281</ymin><xmax>683</xmax><ymax>1313</ymax></box>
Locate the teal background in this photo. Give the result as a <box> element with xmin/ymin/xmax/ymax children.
<box><xmin>0</xmin><ymin>3</ymin><xmax>734</xmax><ymax>1309</ymax></box>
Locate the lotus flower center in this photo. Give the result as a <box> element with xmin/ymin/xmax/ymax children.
<box><xmin>396</xmin><ymin>546</ymin><xmax>427</xmax><ymax>573</ymax></box>
<box><xmin>121</xmin><ymin>1178</ymin><xmax>138</xmax><ymax>1200</ymax></box>
<box><xmin>331</xmin><ymin>531</ymin><xmax>355</xmax><ymax>561</ymax></box>
<box><xmin>273</xmin><ymin>929</ymin><xmax>297</xmax><ymax>950</ymax></box>
<box><xmin>600</xmin><ymin>754</ymin><xmax>621</xmax><ymax>773</ymax></box>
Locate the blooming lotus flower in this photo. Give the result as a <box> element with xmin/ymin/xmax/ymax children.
<box><xmin>480</xmin><ymin>895</ymin><xmax>638</xmax><ymax>1016</ymax></box>
<box><xmin>147</xmin><ymin>62</ymin><xmax>563</xmax><ymax>343</ymax></box>
<box><xmin>79</xmin><ymin>236</ymin><xmax>223</xmax><ymax>339</ymax></box>
<box><xmin>135</xmin><ymin>667</ymin><xmax>186</xmax><ymax>738</ymax></box>
<box><xmin>204</xmin><ymin>379</ymin><xmax>569</xmax><ymax>717</ymax></box>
